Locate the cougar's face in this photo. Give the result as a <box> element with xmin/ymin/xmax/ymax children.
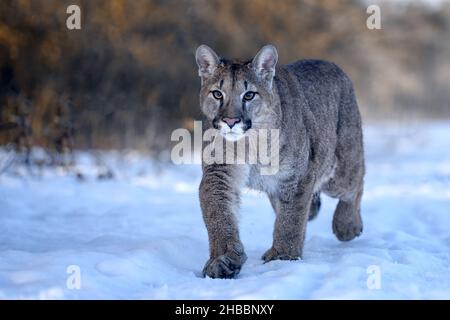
<box><xmin>196</xmin><ymin>45</ymin><xmax>278</xmax><ymax>141</ymax></box>
<box><xmin>199</xmin><ymin>65</ymin><xmax>264</xmax><ymax>141</ymax></box>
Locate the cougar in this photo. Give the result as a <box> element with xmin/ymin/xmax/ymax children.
<box><xmin>195</xmin><ymin>44</ymin><xmax>365</xmax><ymax>279</ymax></box>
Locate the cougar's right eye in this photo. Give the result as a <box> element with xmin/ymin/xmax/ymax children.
<box><xmin>211</xmin><ymin>90</ymin><xmax>223</xmax><ymax>100</ymax></box>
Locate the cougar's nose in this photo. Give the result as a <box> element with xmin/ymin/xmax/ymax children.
<box><xmin>222</xmin><ymin>117</ymin><xmax>241</xmax><ymax>128</ymax></box>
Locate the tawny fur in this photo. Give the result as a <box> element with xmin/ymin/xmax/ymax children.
<box><xmin>196</xmin><ymin>45</ymin><xmax>365</xmax><ymax>279</ymax></box>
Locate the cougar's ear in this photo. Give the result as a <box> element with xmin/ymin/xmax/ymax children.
<box><xmin>252</xmin><ymin>45</ymin><xmax>278</xmax><ymax>87</ymax></box>
<box><xmin>195</xmin><ymin>45</ymin><xmax>220</xmax><ymax>80</ymax></box>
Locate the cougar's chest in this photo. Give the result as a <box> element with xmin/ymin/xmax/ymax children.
<box><xmin>246</xmin><ymin>165</ymin><xmax>285</xmax><ymax>194</ymax></box>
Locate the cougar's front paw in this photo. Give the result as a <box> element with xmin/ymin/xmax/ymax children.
<box><xmin>202</xmin><ymin>252</ymin><xmax>247</xmax><ymax>279</ymax></box>
<box><xmin>262</xmin><ymin>247</ymin><xmax>299</xmax><ymax>263</ymax></box>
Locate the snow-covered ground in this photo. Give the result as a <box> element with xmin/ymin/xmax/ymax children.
<box><xmin>0</xmin><ymin>121</ymin><xmax>449</xmax><ymax>299</ymax></box>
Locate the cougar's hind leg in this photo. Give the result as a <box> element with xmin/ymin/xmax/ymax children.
<box><xmin>326</xmin><ymin>82</ymin><xmax>365</xmax><ymax>241</ymax></box>
<box><xmin>332</xmin><ymin>186</ymin><xmax>363</xmax><ymax>241</ymax></box>
<box><xmin>308</xmin><ymin>192</ymin><xmax>321</xmax><ymax>221</ymax></box>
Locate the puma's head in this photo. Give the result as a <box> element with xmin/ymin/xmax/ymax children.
<box><xmin>195</xmin><ymin>45</ymin><xmax>279</xmax><ymax>141</ymax></box>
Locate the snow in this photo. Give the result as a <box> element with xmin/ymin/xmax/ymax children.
<box><xmin>0</xmin><ymin>122</ymin><xmax>449</xmax><ymax>299</ymax></box>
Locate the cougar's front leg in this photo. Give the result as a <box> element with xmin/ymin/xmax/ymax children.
<box><xmin>263</xmin><ymin>178</ymin><xmax>314</xmax><ymax>263</ymax></box>
<box><xmin>199</xmin><ymin>164</ymin><xmax>247</xmax><ymax>279</ymax></box>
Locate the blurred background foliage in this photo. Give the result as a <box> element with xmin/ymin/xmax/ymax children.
<box><xmin>0</xmin><ymin>0</ymin><xmax>449</xmax><ymax>154</ymax></box>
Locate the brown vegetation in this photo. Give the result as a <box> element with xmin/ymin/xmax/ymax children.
<box><xmin>1</xmin><ymin>0</ymin><xmax>449</xmax><ymax>152</ymax></box>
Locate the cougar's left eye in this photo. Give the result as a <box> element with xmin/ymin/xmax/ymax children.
<box><xmin>211</xmin><ymin>90</ymin><xmax>223</xmax><ymax>100</ymax></box>
<box><xmin>243</xmin><ymin>91</ymin><xmax>256</xmax><ymax>101</ymax></box>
